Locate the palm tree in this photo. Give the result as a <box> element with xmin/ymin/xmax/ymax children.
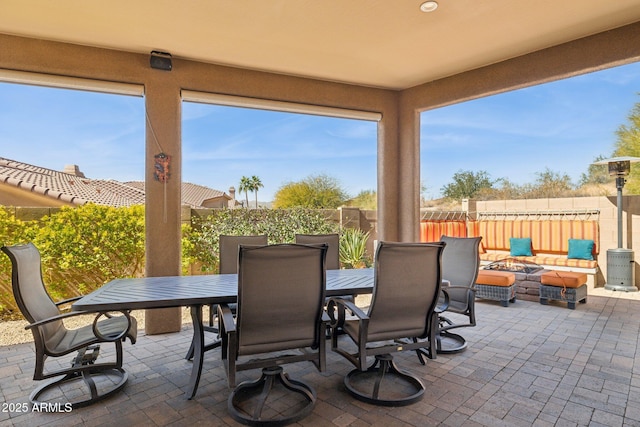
<box><xmin>238</xmin><ymin>176</ymin><xmax>252</xmax><ymax>208</ymax></box>
<box><xmin>250</xmin><ymin>175</ymin><xmax>264</xmax><ymax>208</ymax></box>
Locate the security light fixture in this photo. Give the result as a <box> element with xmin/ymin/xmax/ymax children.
<box><xmin>420</xmin><ymin>1</ymin><xmax>438</xmax><ymax>12</ymax></box>
<box><xmin>150</xmin><ymin>51</ymin><xmax>172</xmax><ymax>71</ymax></box>
<box><xmin>593</xmin><ymin>156</ymin><xmax>640</xmax><ymax>291</ymax></box>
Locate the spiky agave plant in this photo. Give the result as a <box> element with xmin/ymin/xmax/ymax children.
<box><xmin>339</xmin><ymin>228</ymin><xmax>371</xmax><ymax>269</ymax></box>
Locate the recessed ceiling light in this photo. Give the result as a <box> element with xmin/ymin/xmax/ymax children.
<box><xmin>420</xmin><ymin>1</ymin><xmax>439</xmax><ymax>12</ymax></box>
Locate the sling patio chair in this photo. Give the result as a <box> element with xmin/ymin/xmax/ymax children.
<box><xmin>1</xmin><ymin>243</ymin><xmax>137</xmax><ymax>408</ymax></box>
<box><xmin>295</xmin><ymin>233</ymin><xmax>340</xmax><ymax>269</ymax></box>
<box><xmin>327</xmin><ymin>241</ymin><xmax>445</xmax><ymax>406</ymax></box>
<box><xmin>218</xmin><ymin>243</ymin><xmax>328</xmax><ymax>425</ymax></box>
<box><xmin>432</xmin><ymin>235</ymin><xmax>481</xmax><ymax>355</ymax></box>
<box><xmin>185</xmin><ymin>234</ymin><xmax>268</xmax><ymax>361</ymax></box>
<box><xmin>295</xmin><ymin>233</ymin><xmax>351</xmax><ymax>338</ymax></box>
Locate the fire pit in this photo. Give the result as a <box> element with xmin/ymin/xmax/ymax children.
<box><xmin>484</xmin><ymin>258</ymin><xmax>543</xmax><ymax>274</ymax></box>
<box><xmin>483</xmin><ymin>259</ymin><xmax>547</xmax><ymax>301</ymax></box>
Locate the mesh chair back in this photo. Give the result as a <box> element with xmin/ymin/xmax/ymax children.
<box><xmin>219</xmin><ymin>235</ymin><xmax>268</xmax><ymax>274</ymax></box>
<box><xmin>295</xmin><ymin>233</ymin><xmax>340</xmax><ymax>269</ymax></box>
<box><xmin>366</xmin><ymin>241</ymin><xmax>444</xmax><ymax>341</ymax></box>
<box><xmin>236</xmin><ymin>244</ymin><xmax>327</xmax><ymax>355</ymax></box>
<box><xmin>1</xmin><ymin>243</ymin><xmax>66</xmax><ymax>351</ymax></box>
<box><xmin>440</xmin><ymin>235</ymin><xmax>481</xmax><ymax>302</ymax></box>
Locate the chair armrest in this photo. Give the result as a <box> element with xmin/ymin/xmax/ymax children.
<box><xmin>328</xmin><ymin>297</ymin><xmax>368</xmax><ymax>319</ymax></box>
<box><xmin>92</xmin><ymin>310</ymin><xmax>132</xmax><ymax>342</ymax></box>
<box><xmin>442</xmin><ymin>285</ymin><xmax>476</xmax><ymax>303</ymax></box>
<box><xmin>217</xmin><ymin>303</ymin><xmax>236</xmax><ymax>333</ymax></box>
<box><xmin>25</xmin><ymin>310</ymin><xmax>94</xmax><ymax>329</ymax></box>
<box><xmin>442</xmin><ymin>285</ymin><xmax>473</xmax><ymax>291</ymax></box>
<box><xmin>440</xmin><ymin>285</ymin><xmax>475</xmax><ymax>298</ymax></box>
<box><xmin>436</xmin><ymin>288</ymin><xmax>450</xmax><ymax>313</ymax></box>
<box><xmin>26</xmin><ymin>310</ymin><xmax>133</xmax><ymax>342</ymax></box>
<box><xmin>326</xmin><ymin>297</ymin><xmax>368</xmax><ymax>330</ymax></box>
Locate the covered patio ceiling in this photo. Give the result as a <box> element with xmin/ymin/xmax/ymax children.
<box><xmin>2</xmin><ymin>0</ymin><xmax>640</xmax><ymax>90</ymax></box>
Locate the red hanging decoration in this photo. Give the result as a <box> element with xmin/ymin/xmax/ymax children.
<box><xmin>154</xmin><ymin>153</ymin><xmax>171</xmax><ymax>183</ymax></box>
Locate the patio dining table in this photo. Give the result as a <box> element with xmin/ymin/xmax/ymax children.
<box><xmin>72</xmin><ymin>268</ymin><xmax>375</xmax><ymax>399</ymax></box>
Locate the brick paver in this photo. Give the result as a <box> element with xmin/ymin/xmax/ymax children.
<box><xmin>1</xmin><ymin>294</ymin><xmax>638</xmax><ymax>426</ymax></box>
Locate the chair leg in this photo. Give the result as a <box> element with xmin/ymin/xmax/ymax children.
<box><xmin>185</xmin><ymin>325</ymin><xmax>220</xmax><ymax>360</ymax></box>
<box><xmin>228</xmin><ymin>366</ymin><xmax>316</xmax><ymax>426</ymax></box>
<box><xmin>31</xmin><ymin>346</ymin><xmax>128</xmax><ymax>408</ymax></box>
<box><xmin>412</xmin><ymin>338</ymin><xmax>432</xmax><ymax>365</ymax></box>
<box><xmin>344</xmin><ymin>354</ymin><xmax>425</xmax><ymax>407</ymax></box>
<box><xmin>437</xmin><ymin>331</ymin><xmax>468</xmax><ymax>354</ymax></box>
<box><xmin>414</xmin><ymin>311</ymin><xmax>438</xmax><ymax>363</ymax></box>
<box><xmin>437</xmin><ymin>316</ymin><xmax>468</xmax><ymax>354</ymax></box>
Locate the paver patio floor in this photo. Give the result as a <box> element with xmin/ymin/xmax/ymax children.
<box><xmin>1</xmin><ymin>291</ymin><xmax>640</xmax><ymax>426</ymax></box>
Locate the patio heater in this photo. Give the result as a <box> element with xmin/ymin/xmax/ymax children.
<box><xmin>594</xmin><ymin>156</ymin><xmax>640</xmax><ymax>292</ymax></box>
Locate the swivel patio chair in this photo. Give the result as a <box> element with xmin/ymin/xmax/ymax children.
<box><xmin>1</xmin><ymin>243</ymin><xmax>137</xmax><ymax>408</ymax></box>
<box><xmin>328</xmin><ymin>241</ymin><xmax>445</xmax><ymax>406</ymax></box>
<box><xmin>185</xmin><ymin>234</ymin><xmax>268</xmax><ymax>360</ymax></box>
<box><xmin>219</xmin><ymin>243</ymin><xmax>328</xmax><ymax>426</ymax></box>
<box><xmin>431</xmin><ymin>235</ymin><xmax>481</xmax><ymax>355</ymax></box>
<box><xmin>295</xmin><ymin>233</ymin><xmax>340</xmax><ymax>269</ymax></box>
<box><xmin>295</xmin><ymin>233</ymin><xmax>352</xmax><ymax>325</ymax></box>
<box><xmin>219</xmin><ymin>234</ymin><xmax>270</xmax><ymax>274</ymax></box>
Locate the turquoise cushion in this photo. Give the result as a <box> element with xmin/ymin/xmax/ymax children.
<box><xmin>510</xmin><ymin>238</ymin><xmax>532</xmax><ymax>256</ymax></box>
<box><xmin>568</xmin><ymin>239</ymin><xmax>594</xmax><ymax>260</ymax></box>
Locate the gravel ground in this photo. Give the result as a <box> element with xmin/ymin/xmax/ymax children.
<box><xmin>0</xmin><ymin>308</ymin><xmax>197</xmax><ymax>346</ymax></box>
<box><xmin>1</xmin><ymin>296</ymin><xmax>371</xmax><ymax>346</ymax></box>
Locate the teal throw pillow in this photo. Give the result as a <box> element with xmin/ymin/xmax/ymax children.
<box><xmin>567</xmin><ymin>239</ymin><xmax>594</xmax><ymax>260</ymax></box>
<box><xmin>510</xmin><ymin>237</ymin><xmax>532</xmax><ymax>257</ymax></box>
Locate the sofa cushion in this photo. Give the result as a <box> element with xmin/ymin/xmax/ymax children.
<box><xmin>479</xmin><ymin>253</ymin><xmax>598</xmax><ymax>269</ymax></box>
<box><xmin>567</xmin><ymin>239</ymin><xmax>594</xmax><ymax>260</ymax></box>
<box><xmin>476</xmin><ymin>270</ymin><xmax>515</xmax><ymax>287</ymax></box>
<box><xmin>540</xmin><ymin>271</ymin><xmax>587</xmax><ymax>288</ymax></box>
<box><xmin>510</xmin><ymin>238</ymin><xmax>533</xmax><ymax>256</ymax></box>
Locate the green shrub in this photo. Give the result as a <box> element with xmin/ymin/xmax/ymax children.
<box><xmin>31</xmin><ymin>204</ymin><xmax>146</xmax><ymax>298</ymax></box>
<box><xmin>183</xmin><ymin>208</ymin><xmax>337</xmax><ymax>273</ymax></box>
<box><xmin>0</xmin><ymin>207</ymin><xmax>35</xmax><ymax>318</ymax></box>
<box><xmin>2</xmin><ymin>205</ymin><xmax>146</xmax><ymax>318</ymax></box>
<box><xmin>1</xmin><ymin>205</ymin><xmax>344</xmax><ymax>319</ymax></box>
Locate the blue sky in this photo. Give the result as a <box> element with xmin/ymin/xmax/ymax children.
<box><xmin>181</xmin><ymin>103</ymin><xmax>377</xmax><ymax>201</ymax></box>
<box><xmin>1</xmin><ymin>61</ymin><xmax>639</xmax><ymax>202</ymax></box>
<box><xmin>421</xmin><ymin>62</ymin><xmax>640</xmax><ymax>199</ymax></box>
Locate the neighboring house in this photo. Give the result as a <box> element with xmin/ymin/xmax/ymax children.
<box><xmin>0</xmin><ymin>157</ymin><xmax>234</xmax><ymax>208</ymax></box>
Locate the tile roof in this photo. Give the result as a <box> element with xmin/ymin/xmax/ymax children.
<box><xmin>125</xmin><ymin>181</ymin><xmax>229</xmax><ymax>208</ymax></box>
<box><xmin>174</xmin><ymin>182</ymin><xmax>226</xmax><ymax>207</ymax></box>
<box><xmin>0</xmin><ymin>157</ymin><xmax>229</xmax><ymax>208</ymax></box>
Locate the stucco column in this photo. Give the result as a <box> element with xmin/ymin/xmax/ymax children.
<box><xmin>377</xmin><ymin>109</ymin><xmax>399</xmax><ymax>242</ymax></box>
<box><xmin>397</xmin><ymin>97</ymin><xmax>421</xmax><ymax>242</ymax></box>
<box><xmin>144</xmin><ymin>78</ymin><xmax>182</xmax><ymax>334</ymax></box>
